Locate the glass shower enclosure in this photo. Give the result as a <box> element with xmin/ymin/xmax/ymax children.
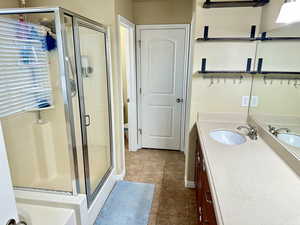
<box><xmin>0</xmin><ymin>7</ymin><xmax>114</xmax><ymax>206</ymax></box>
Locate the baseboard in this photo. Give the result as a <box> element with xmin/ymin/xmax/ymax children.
<box><xmin>185</xmin><ymin>180</ymin><xmax>196</xmax><ymax>188</ymax></box>
<box><xmin>115</xmin><ymin>169</ymin><xmax>126</xmax><ymax>181</ymax></box>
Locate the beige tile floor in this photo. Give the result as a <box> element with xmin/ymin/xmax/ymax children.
<box><xmin>124</xmin><ymin>147</ymin><xmax>198</xmax><ymax>225</ymax></box>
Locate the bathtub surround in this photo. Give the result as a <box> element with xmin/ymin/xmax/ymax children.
<box><xmin>94</xmin><ymin>181</ymin><xmax>154</xmax><ymax>225</ymax></box>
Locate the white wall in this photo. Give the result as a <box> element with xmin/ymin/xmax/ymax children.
<box><xmin>186</xmin><ymin>0</ymin><xmax>262</xmax><ymax>181</ymax></box>
<box><xmin>190</xmin><ymin>1</ymin><xmax>262</xmax><ymax>116</ymax></box>
<box><xmin>0</xmin><ymin>0</ymin><xmax>19</xmax><ymax>8</ymax></box>
<box><xmin>260</xmin><ymin>0</ymin><xmax>300</xmax><ymax>33</ymax></box>
<box><xmin>249</xmin><ymin>1</ymin><xmax>300</xmax><ymax>124</ymax></box>
<box><xmin>250</xmin><ymin>75</ymin><xmax>300</xmax><ymax>117</ymax></box>
<box><xmin>187</xmin><ymin>0</ymin><xmax>300</xmax><ymax>182</ymax></box>
<box><xmin>260</xmin><ymin>0</ymin><xmax>283</xmax><ymax>32</ymax></box>
<box><xmin>116</xmin><ymin>0</ymin><xmax>134</xmax><ymax>22</ymax></box>
<box><xmin>133</xmin><ymin>0</ymin><xmax>193</xmax><ymax>24</ymax></box>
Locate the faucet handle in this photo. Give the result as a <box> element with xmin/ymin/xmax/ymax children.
<box><xmin>268</xmin><ymin>125</ymin><xmax>275</xmax><ymax>132</ymax></box>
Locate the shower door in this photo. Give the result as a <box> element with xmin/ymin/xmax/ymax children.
<box><xmin>73</xmin><ymin>18</ymin><xmax>114</xmax><ymax>205</ymax></box>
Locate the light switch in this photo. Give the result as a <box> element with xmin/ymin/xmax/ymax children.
<box><xmin>250</xmin><ymin>96</ymin><xmax>258</xmax><ymax>107</ymax></box>
<box><xmin>241</xmin><ymin>96</ymin><xmax>249</xmax><ymax>107</ymax></box>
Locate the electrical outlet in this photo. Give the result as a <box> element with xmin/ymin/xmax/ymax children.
<box><xmin>241</xmin><ymin>96</ymin><xmax>249</xmax><ymax>107</ymax></box>
<box><xmin>250</xmin><ymin>96</ymin><xmax>258</xmax><ymax>107</ymax></box>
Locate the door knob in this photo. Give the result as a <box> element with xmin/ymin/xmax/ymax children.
<box><xmin>176</xmin><ymin>98</ymin><xmax>183</xmax><ymax>103</ymax></box>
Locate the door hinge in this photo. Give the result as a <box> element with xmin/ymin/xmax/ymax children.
<box><xmin>139</xmin><ymin>128</ymin><xmax>142</xmax><ymax>135</ymax></box>
<box><xmin>139</xmin><ymin>87</ymin><xmax>142</xmax><ymax>94</ymax></box>
<box><xmin>138</xmin><ymin>40</ymin><xmax>141</xmax><ymax>48</ymax></box>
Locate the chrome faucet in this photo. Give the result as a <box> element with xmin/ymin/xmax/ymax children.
<box><xmin>237</xmin><ymin>125</ymin><xmax>258</xmax><ymax>140</ymax></box>
<box><xmin>268</xmin><ymin>125</ymin><xmax>290</xmax><ymax>137</ymax></box>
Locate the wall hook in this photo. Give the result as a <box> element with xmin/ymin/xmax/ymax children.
<box><xmin>263</xmin><ymin>76</ymin><xmax>267</xmax><ymax>85</ymax></box>
<box><xmin>208</xmin><ymin>77</ymin><xmax>214</xmax><ymax>87</ymax></box>
<box><xmin>294</xmin><ymin>80</ymin><xmax>299</xmax><ymax>88</ymax></box>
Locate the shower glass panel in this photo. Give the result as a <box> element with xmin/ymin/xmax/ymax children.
<box><xmin>74</xmin><ymin>19</ymin><xmax>113</xmax><ymax>202</ymax></box>
<box><xmin>63</xmin><ymin>15</ymin><xmax>86</xmax><ymax>194</ymax></box>
<box><xmin>0</xmin><ymin>12</ymin><xmax>73</xmax><ymax>192</ymax></box>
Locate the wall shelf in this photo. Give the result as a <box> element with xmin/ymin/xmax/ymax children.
<box><xmin>262</xmin><ymin>74</ymin><xmax>300</xmax><ymax>79</ymax></box>
<box><xmin>196</xmin><ymin>37</ymin><xmax>256</xmax><ymax>42</ymax></box>
<box><xmin>196</xmin><ymin>25</ymin><xmax>257</xmax><ymax>42</ymax></box>
<box><xmin>196</xmin><ymin>27</ymin><xmax>300</xmax><ymax>42</ymax></box>
<box><xmin>202</xmin><ymin>0</ymin><xmax>269</xmax><ymax>8</ymax></box>
<box><xmin>198</xmin><ymin>71</ymin><xmax>250</xmax><ymax>74</ymax></box>
<box><xmin>199</xmin><ymin>73</ymin><xmax>245</xmax><ymax>80</ymax></box>
<box><xmin>259</xmin><ymin>71</ymin><xmax>300</xmax><ymax>75</ymax></box>
<box><xmin>260</xmin><ymin>32</ymin><xmax>300</xmax><ymax>41</ymax></box>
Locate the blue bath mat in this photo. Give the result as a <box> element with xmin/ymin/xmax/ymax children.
<box><xmin>94</xmin><ymin>181</ymin><xmax>155</xmax><ymax>225</ymax></box>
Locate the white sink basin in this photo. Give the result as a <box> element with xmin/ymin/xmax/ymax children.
<box><xmin>277</xmin><ymin>133</ymin><xmax>300</xmax><ymax>148</ymax></box>
<box><xmin>209</xmin><ymin>130</ymin><xmax>246</xmax><ymax>145</ymax></box>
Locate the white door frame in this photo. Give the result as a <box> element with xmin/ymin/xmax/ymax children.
<box><xmin>136</xmin><ymin>24</ymin><xmax>190</xmax><ymax>152</ymax></box>
<box><xmin>117</xmin><ymin>15</ymin><xmax>139</xmax><ymax>155</ymax></box>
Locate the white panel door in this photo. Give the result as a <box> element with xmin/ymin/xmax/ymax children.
<box><xmin>139</xmin><ymin>27</ymin><xmax>187</xmax><ymax>150</ymax></box>
<box><xmin>0</xmin><ymin>122</ymin><xmax>18</xmax><ymax>225</ymax></box>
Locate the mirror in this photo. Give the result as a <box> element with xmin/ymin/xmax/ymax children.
<box><xmin>249</xmin><ymin>22</ymin><xmax>300</xmax><ymax>160</ymax></box>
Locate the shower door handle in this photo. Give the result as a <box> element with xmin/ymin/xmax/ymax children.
<box><xmin>85</xmin><ymin>115</ymin><xmax>91</xmax><ymax>127</ymax></box>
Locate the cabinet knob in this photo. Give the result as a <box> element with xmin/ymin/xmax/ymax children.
<box><xmin>202</xmin><ymin>159</ymin><xmax>206</xmax><ymax>171</ymax></box>
<box><xmin>205</xmin><ymin>191</ymin><xmax>213</xmax><ymax>204</ymax></box>
<box><xmin>176</xmin><ymin>98</ymin><xmax>184</xmax><ymax>103</ymax></box>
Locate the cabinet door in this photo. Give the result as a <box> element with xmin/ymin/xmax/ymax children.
<box><xmin>195</xmin><ymin>137</ymin><xmax>200</xmax><ymax>189</ymax></box>
<box><xmin>202</xmin><ymin>164</ymin><xmax>217</xmax><ymax>225</ymax></box>
<box><xmin>195</xmin><ymin>137</ymin><xmax>202</xmax><ymax>225</ymax></box>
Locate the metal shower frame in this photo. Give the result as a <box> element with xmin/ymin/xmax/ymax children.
<box><xmin>0</xmin><ymin>7</ymin><xmax>115</xmax><ymax>203</ymax></box>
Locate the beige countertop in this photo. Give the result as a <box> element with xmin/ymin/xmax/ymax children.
<box><xmin>197</xmin><ymin>120</ymin><xmax>300</xmax><ymax>225</ymax></box>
